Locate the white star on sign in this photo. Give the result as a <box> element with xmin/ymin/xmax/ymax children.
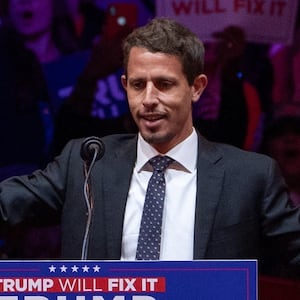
<box><xmin>93</xmin><ymin>265</ymin><xmax>101</xmax><ymax>272</ymax></box>
<box><xmin>82</xmin><ymin>265</ymin><xmax>90</xmax><ymax>272</ymax></box>
<box><xmin>60</xmin><ymin>265</ymin><xmax>67</xmax><ymax>272</ymax></box>
<box><xmin>49</xmin><ymin>265</ymin><xmax>56</xmax><ymax>272</ymax></box>
<box><xmin>71</xmin><ymin>265</ymin><xmax>79</xmax><ymax>272</ymax></box>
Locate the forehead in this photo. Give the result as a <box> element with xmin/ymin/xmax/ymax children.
<box><xmin>127</xmin><ymin>47</ymin><xmax>184</xmax><ymax>76</ymax></box>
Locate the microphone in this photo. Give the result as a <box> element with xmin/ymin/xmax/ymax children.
<box><xmin>80</xmin><ymin>136</ymin><xmax>105</xmax><ymax>260</ymax></box>
<box><xmin>80</xmin><ymin>136</ymin><xmax>105</xmax><ymax>164</ymax></box>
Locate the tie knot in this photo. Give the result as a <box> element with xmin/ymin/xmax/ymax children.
<box><xmin>149</xmin><ymin>155</ymin><xmax>173</xmax><ymax>172</ymax></box>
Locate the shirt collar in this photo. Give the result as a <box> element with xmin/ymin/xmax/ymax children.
<box><xmin>136</xmin><ymin>128</ymin><xmax>198</xmax><ymax>173</ymax></box>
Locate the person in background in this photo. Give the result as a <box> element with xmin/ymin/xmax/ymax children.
<box><xmin>193</xmin><ymin>25</ymin><xmax>263</xmax><ymax>151</ymax></box>
<box><xmin>6</xmin><ymin>0</ymin><xmax>78</xmax><ymax>63</ymax></box>
<box><xmin>260</xmin><ymin>115</ymin><xmax>300</xmax><ymax>207</ymax></box>
<box><xmin>0</xmin><ymin>18</ymin><xmax>299</xmax><ymax>278</ymax></box>
<box><xmin>51</xmin><ymin>4</ymin><xmax>137</xmax><ymax>156</ymax></box>
<box><xmin>0</xmin><ymin>0</ymin><xmax>80</xmax><ymax>259</ymax></box>
<box><xmin>269</xmin><ymin>6</ymin><xmax>300</xmax><ymax>113</ymax></box>
<box><xmin>64</xmin><ymin>0</ymin><xmax>106</xmax><ymax>49</ymax></box>
<box><xmin>0</xmin><ymin>0</ymin><xmax>80</xmax><ymax>163</ymax></box>
<box><xmin>0</xmin><ymin>26</ymin><xmax>48</xmax><ymax>180</ymax></box>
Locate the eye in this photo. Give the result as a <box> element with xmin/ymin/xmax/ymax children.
<box><xmin>156</xmin><ymin>80</ymin><xmax>174</xmax><ymax>91</ymax></box>
<box><xmin>129</xmin><ymin>80</ymin><xmax>146</xmax><ymax>90</ymax></box>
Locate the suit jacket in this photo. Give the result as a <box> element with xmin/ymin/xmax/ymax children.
<box><xmin>1</xmin><ymin>133</ymin><xmax>300</xmax><ymax>275</ymax></box>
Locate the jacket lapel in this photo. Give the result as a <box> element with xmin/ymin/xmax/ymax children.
<box><xmin>103</xmin><ymin>136</ymin><xmax>137</xmax><ymax>259</ymax></box>
<box><xmin>193</xmin><ymin>135</ymin><xmax>224</xmax><ymax>259</ymax></box>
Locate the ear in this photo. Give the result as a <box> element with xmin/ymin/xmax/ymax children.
<box><xmin>121</xmin><ymin>74</ymin><xmax>127</xmax><ymax>90</ymax></box>
<box><xmin>191</xmin><ymin>74</ymin><xmax>208</xmax><ymax>103</ymax></box>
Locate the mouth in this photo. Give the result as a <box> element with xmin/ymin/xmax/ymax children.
<box><xmin>139</xmin><ymin>113</ymin><xmax>166</xmax><ymax>128</ymax></box>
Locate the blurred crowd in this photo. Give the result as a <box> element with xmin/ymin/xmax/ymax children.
<box><xmin>0</xmin><ymin>0</ymin><xmax>299</xmax><ymax>261</ymax></box>
<box><xmin>0</xmin><ymin>0</ymin><xmax>151</xmax><ymax>259</ymax></box>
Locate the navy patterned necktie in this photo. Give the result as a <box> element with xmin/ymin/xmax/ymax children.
<box><xmin>136</xmin><ymin>155</ymin><xmax>174</xmax><ymax>260</ymax></box>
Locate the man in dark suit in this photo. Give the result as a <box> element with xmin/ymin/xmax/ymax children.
<box><xmin>0</xmin><ymin>18</ymin><xmax>300</xmax><ymax>277</ymax></box>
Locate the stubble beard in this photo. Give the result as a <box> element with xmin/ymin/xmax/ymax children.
<box><xmin>141</xmin><ymin>130</ymin><xmax>174</xmax><ymax>148</ymax></box>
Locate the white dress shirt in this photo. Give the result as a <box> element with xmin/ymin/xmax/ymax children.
<box><xmin>121</xmin><ymin>128</ymin><xmax>198</xmax><ymax>260</ymax></box>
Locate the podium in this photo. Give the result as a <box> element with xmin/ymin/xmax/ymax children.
<box><xmin>0</xmin><ymin>260</ymin><xmax>257</xmax><ymax>299</ymax></box>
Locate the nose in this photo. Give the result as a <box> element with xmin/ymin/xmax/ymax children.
<box><xmin>142</xmin><ymin>82</ymin><xmax>159</xmax><ymax>107</ymax></box>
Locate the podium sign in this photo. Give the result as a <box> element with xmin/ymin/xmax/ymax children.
<box><xmin>0</xmin><ymin>260</ymin><xmax>257</xmax><ymax>299</ymax></box>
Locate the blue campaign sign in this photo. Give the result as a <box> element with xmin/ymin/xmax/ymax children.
<box><xmin>0</xmin><ymin>260</ymin><xmax>257</xmax><ymax>299</ymax></box>
<box><xmin>42</xmin><ymin>51</ymin><xmax>128</xmax><ymax>119</ymax></box>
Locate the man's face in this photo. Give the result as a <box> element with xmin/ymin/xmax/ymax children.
<box><xmin>9</xmin><ymin>0</ymin><xmax>53</xmax><ymax>38</ymax></box>
<box><xmin>122</xmin><ymin>47</ymin><xmax>207</xmax><ymax>153</ymax></box>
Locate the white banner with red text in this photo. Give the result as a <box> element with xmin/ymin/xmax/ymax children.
<box><xmin>156</xmin><ymin>0</ymin><xmax>299</xmax><ymax>44</ymax></box>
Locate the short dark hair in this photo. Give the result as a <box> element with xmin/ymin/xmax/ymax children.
<box><xmin>122</xmin><ymin>17</ymin><xmax>205</xmax><ymax>85</ymax></box>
